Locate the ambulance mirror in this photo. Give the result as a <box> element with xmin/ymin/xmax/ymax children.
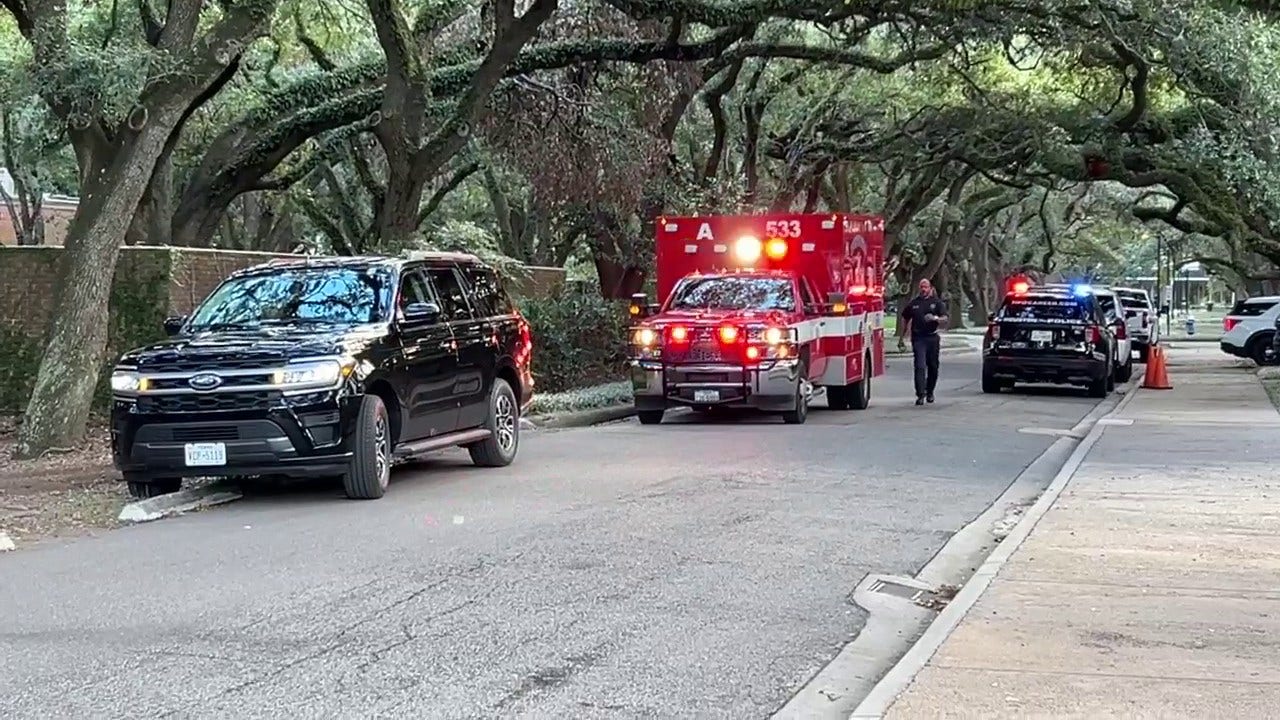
<box><xmin>629</xmin><ymin>293</ymin><xmax>650</xmax><ymax>318</ymax></box>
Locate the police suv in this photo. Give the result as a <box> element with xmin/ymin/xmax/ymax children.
<box><xmin>982</xmin><ymin>281</ymin><xmax>1117</xmax><ymax>398</ymax></box>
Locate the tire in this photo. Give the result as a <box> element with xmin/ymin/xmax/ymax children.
<box><xmin>982</xmin><ymin>372</ymin><xmax>1002</xmax><ymax>394</ymax></box>
<box><xmin>846</xmin><ymin>352</ymin><xmax>872</xmax><ymax>410</ymax></box>
<box><xmin>1105</xmin><ymin>368</ymin><xmax>1115</xmax><ymax>393</ymax></box>
<box><xmin>1250</xmin><ymin>333</ymin><xmax>1278</xmax><ymax>366</ymax></box>
<box><xmin>1115</xmin><ymin>357</ymin><xmax>1133</xmax><ymax>383</ymax></box>
<box><xmin>637</xmin><ymin>410</ymin><xmax>665</xmax><ymax>425</ymax></box>
<box><xmin>826</xmin><ymin>385</ymin><xmax>850</xmax><ymax>410</ymax></box>
<box><xmin>468</xmin><ymin>378</ymin><xmax>520</xmax><ymax>468</ymax></box>
<box><xmin>343</xmin><ymin>394</ymin><xmax>392</xmax><ymax>500</ymax></box>
<box><xmin>1137</xmin><ymin>344</ymin><xmax>1150</xmax><ymax>363</ymax></box>
<box><xmin>125</xmin><ymin>476</ymin><xmax>181</xmax><ymax>499</ymax></box>
<box><xmin>781</xmin><ymin>367</ymin><xmax>809</xmax><ymax>424</ymax></box>
<box><xmin>1088</xmin><ymin>375</ymin><xmax>1108</xmax><ymax>398</ymax></box>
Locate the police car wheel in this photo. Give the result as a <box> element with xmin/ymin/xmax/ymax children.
<box><xmin>637</xmin><ymin>410</ymin><xmax>665</xmax><ymax>425</ymax></box>
<box><xmin>982</xmin><ymin>373</ymin><xmax>1002</xmax><ymax>394</ymax></box>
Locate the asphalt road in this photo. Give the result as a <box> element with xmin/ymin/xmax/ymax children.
<box><xmin>0</xmin><ymin>350</ymin><xmax>1105</xmax><ymax>719</ymax></box>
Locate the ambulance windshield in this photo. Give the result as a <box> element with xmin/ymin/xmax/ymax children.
<box><xmin>668</xmin><ymin>276</ymin><xmax>795</xmax><ymax>312</ymax></box>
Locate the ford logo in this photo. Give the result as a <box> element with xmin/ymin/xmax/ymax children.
<box><xmin>188</xmin><ymin>373</ymin><xmax>223</xmax><ymax>391</ymax></box>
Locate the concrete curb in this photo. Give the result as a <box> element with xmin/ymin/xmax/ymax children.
<box><xmin>117</xmin><ymin>485</ymin><xmax>244</xmax><ymax>524</ymax></box>
<box><xmin>525</xmin><ymin>403</ymin><xmax>636</xmax><ymax>429</ymax></box>
<box><xmin>0</xmin><ymin>531</ymin><xmax>14</xmax><ymax>552</ymax></box>
<box><xmin>849</xmin><ymin>383</ymin><xmax>1143</xmax><ymax>719</ymax></box>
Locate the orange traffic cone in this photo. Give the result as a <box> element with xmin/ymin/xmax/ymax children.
<box><xmin>1142</xmin><ymin>345</ymin><xmax>1172</xmax><ymax>389</ymax></box>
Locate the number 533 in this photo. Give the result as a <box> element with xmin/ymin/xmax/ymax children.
<box><xmin>765</xmin><ymin>220</ymin><xmax>801</xmax><ymax>237</ymax></box>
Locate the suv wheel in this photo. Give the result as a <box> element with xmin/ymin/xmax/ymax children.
<box><xmin>125</xmin><ymin>476</ymin><xmax>181</xmax><ymax>499</ymax></box>
<box><xmin>343</xmin><ymin>395</ymin><xmax>392</xmax><ymax>500</ymax></box>
<box><xmin>1250</xmin><ymin>333</ymin><xmax>1278</xmax><ymax>366</ymax></box>
<box><xmin>637</xmin><ymin>410</ymin><xmax>665</xmax><ymax>425</ymax></box>
<box><xmin>1115</xmin><ymin>355</ymin><xmax>1134</xmax><ymax>383</ymax></box>
<box><xmin>468</xmin><ymin>378</ymin><xmax>520</xmax><ymax>467</ymax></box>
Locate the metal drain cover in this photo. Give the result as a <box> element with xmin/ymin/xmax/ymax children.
<box><xmin>868</xmin><ymin>578</ymin><xmax>940</xmax><ymax>604</ymax></box>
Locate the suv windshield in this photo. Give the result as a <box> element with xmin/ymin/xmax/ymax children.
<box><xmin>188</xmin><ymin>266</ymin><xmax>394</xmax><ymax>331</ymax></box>
<box><xmin>998</xmin><ymin>297</ymin><xmax>1089</xmax><ymax>322</ymax></box>
<box><xmin>667</xmin><ymin>276</ymin><xmax>795</xmax><ymax>312</ymax></box>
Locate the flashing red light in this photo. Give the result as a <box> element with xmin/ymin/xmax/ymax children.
<box><xmin>668</xmin><ymin>325</ymin><xmax>689</xmax><ymax>343</ymax></box>
<box><xmin>718</xmin><ymin>325</ymin><xmax>740</xmax><ymax>344</ymax></box>
<box><xmin>764</xmin><ymin>238</ymin><xmax>788</xmax><ymax>260</ymax></box>
<box><xmin>1011</xmin><ymin>281</ymin><xmax>1030</xmax><ymax>294</ymax></box>
<box><xmin>745</xmin><ymin>346</ymin><xmax>761</xmax><ymax>361</ymax></box>
<box><xmin>1224</xmin><ymin>317</ymin><xmax>1239</xmax><ymax>332</ymax></box>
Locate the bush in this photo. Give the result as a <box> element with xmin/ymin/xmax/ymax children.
<box><xmin>519</xmin><ymin>290</ymin><xmax>629</xmax><ymax>393</ymax></box>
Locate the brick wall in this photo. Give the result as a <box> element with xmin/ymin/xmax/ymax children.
<box><xmin>0</xmin><ymin>246</ymin><xmax>565</xmax><ymax>411</ymax></box>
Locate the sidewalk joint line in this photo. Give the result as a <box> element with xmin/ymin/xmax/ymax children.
<box><xmin>929</xmin><ymin>664</ymin><xmax>1280</xmax><ymax>687</ymax></box>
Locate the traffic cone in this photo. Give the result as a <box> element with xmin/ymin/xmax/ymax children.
<box><xmin>1142</xmin><ymin>345</ymin><xmax>1172</xmax><ymax>389</ymax></box>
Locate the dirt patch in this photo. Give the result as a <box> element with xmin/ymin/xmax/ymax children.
<box><xmin>0</xmin><ymin>416</ymin><xmax>127</xmax><ymax>547</ymax></box>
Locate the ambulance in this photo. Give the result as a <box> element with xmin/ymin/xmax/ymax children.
<box><xmin>626</xmin><ymin>213</ymin><xmax>887</xmax><ymax>425</ymax></box>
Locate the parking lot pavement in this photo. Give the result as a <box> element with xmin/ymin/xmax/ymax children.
<box><xmin>0</xmin><ymin>355</ymin><xmax>1107</xmax><ymax>719</ymax></box>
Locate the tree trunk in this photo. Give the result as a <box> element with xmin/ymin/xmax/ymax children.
<box><xmin>14</xmin><ymin>124</ymin><xmax>175</xmax><ymax>458</ymax></box>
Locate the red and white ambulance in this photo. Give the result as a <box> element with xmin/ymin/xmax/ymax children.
<box><xmin>627</xmin><ymin>213</ymin><xmax>886</xmax><ymax>424</ymax></box>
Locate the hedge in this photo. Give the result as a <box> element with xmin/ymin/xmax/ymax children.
<box><xmin>519</xmin><ymin>290</ymin><xmax>630</xmax><ymax>393</ymax></box>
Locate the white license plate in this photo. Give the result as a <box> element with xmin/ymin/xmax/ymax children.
<box><xmin>693</xmin><ymin>389</ymin><xmax>720</xmax><ymax>403</ymax></box>
<box><xmin>184</xmin><ymin>442</ymin><xmax>227</xmax><ymax>467</ymax></box>
<box><xmin>1030</xmin><ymin>330</ymin><xmax>1053</xmax><ymax>343</ymax></box>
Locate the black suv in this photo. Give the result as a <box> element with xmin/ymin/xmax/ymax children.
<box><xmin>109</xmin><ymin>253</ymin><xmax>534</xmax><ymax>501</ymax></box>
<box><xmin>982</xmin><ymin>286</ymin><xmax>1116</xmax><ymax>397</ymax></box>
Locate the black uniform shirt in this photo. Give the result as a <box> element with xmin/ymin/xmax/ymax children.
<box><xmin>901</xmin><ymin>294</ymin><xmax>947</xmax><ymax>337</ymax></box>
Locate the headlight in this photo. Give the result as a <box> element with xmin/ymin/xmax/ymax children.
<box><xmin>272</xmin><ymin>358</ymin><xmax>355</xmax><ymax>387</ymax></box>
<box><xmin>111</xmin><ymin>370</ymin><xmax>142</xmax><ymax>394</ymax></box>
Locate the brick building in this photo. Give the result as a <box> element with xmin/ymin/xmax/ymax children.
<box><xmin>0</xmin><ymin>168</ymin><xmax>79</xmax><ymax>246</ymax></box>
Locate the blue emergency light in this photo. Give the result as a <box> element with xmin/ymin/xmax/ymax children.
<box><xmin>1071</xmin><ymin>284</ymin><xmax>1093</xmax><ymax>297</ymax></box>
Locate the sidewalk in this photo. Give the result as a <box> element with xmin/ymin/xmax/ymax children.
<box><xmin>882</xmin><ymin>350</ymin><xmax>1280</xmax><ymax>717</ymax></box>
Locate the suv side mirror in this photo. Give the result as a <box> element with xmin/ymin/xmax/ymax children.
<box><xmin>163</xmin><ymin>315</ymin><xmax>187</xmax><ymax>337</ymax></box>
<box><xmin>987</xmin><ymin>312</ymin><xmax>995</xmax><ymax>322</ymax></box>
<box><xmin>402</xmin><ymin>301</ymin><xmax>441</xmax><ymax>323</ymax></box>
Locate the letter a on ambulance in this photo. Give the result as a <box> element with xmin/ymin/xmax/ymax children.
<box><xmin>695</xmin><ymin>223</ymin><xmax>714</xmax><ymax>241</ymax></box>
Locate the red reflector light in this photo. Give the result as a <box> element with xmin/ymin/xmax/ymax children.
<box><xmin>764</xmin><ymin>238</ymin><xmax>788</xmax><ymax>260</ymax></box>
<box><xmin>1115</xmin><ymin>322</ymin><xmax>1126</xmax><ymax>339</ymax></box>
<box><xmin>1089</xmin><ymin>325</ymin><xmax>1103</xmax><ymax>344</ymax></box>
<box><xmin>1224</xmin><ymin>317</ymin><xmax>1239</xmax><ymax>332</ymax></box>
<box><xmin>668</xmin><ymin>325</ymin><xmax>689</xmax><ymax>343</ymax></box>
<box><xmin>718</xmin><ymin>325</ymin><xmax>740</xmax><ymax>344</ymax></box>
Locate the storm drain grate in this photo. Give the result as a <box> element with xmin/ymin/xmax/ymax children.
<box><xmin>868</xmin><ymin>578</ymin><xmax>938</xmax><ymax>603</ymax></box>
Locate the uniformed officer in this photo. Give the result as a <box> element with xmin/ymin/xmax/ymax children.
<box><xmin>897</xmin><ymin>278</ymin><xmax>949</xmax><ymax>405</ymax></box>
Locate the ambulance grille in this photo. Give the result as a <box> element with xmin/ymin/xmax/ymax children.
<box><xmin>681</xmin><ymin>345</ymin><xmax>728</xmax><ymax>363</ymax></box>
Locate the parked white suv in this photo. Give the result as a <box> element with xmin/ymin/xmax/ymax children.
<box><xmin>1113</xmin><ymin>287</ymin><xmax>1160</xmax><ymax>362</ymax></box>
<box><xmin>1220</xmin><ymin>296</ymin><xmax>1280</xmax><ymax>365</ymax></box>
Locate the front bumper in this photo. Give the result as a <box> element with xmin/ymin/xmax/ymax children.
<box><xmin>984</xmin><ymin>354</ymin><xmax>1107</xmax><ymax>385</ymax></box>
<box><xmin>629</xmin><ymin>358</ymin><xmax>802</xmax><ymax>412</ymax></box>
<box><xmin>110</xmin><ymin>391</ymin><xmax>360</xmax><ymax>481</ymax></box>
